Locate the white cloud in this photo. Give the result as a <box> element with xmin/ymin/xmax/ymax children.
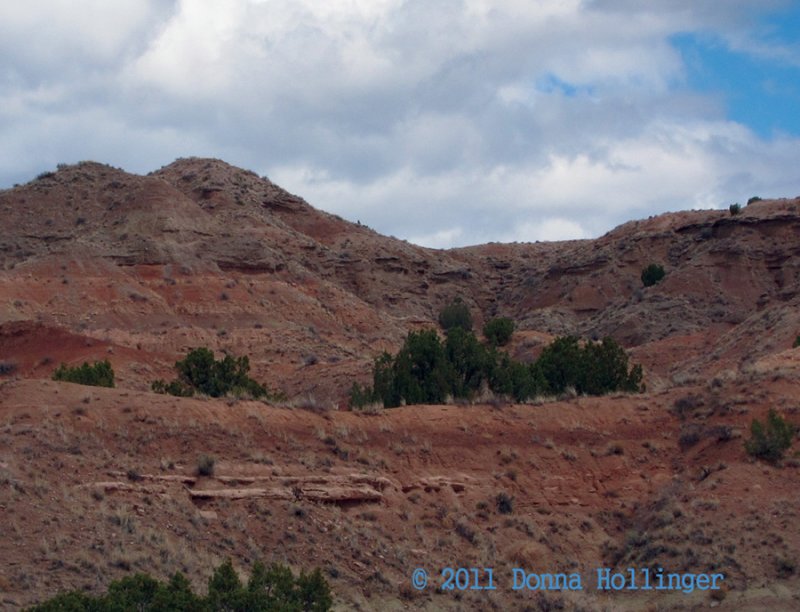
<box><xmin>504</xmin><ymin>219</ymin><xmax>590</xmax><ymax>243</ymax></box>
<box><xmin>2</xmin><ymin>0</ymin><xmax>800</xmax><ymax>247</ymax></box>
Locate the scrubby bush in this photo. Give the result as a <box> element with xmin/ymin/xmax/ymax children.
<box><xmin>52</xmin><ymin>359</ymin><xmax>115</xmax><ymax>388</ymax></box>
<box><xmin>0</xmin><ymin>361</ymin><xmax>16</xmax><ymax>376</ymax></box>
<box><xmin>197</xmin><ymin>454</ymin><xmax>216</xmax><ymax>476</ymax></box>
<box><xmin>747</xmin><ymin>196</ymin><xmax>762</xmax><ymax>205</ymax></box>
<box><xmin>729</xmin><ymin>203</ymin><xmax>741</xmax><ymax>216</ymax></box>
<box><xmin>745</xmin><ymin>409</ymin><xmax>795</xmax><ymax>463</ymax></box>
<box><xmin>152</xmin><ymin>348</ymin><xmax>274</xmax><ymax>399</ymax></box>
<box><xmin>641</xmin><ymin>263</ymin><xmax>665</xmax><ymax>288</ymax></box>
<box><xmin>483</xmin><ymin>317</ymin><xmax>515</xmax><ymax>347</ymax></box>
<box><xmin>496</xmin><ymin>492</ymin><xmax>514</xmax><ymax>514</ymax></box>
<box><xmin>438</xmin><ymin>298</ymin><xmax>473</xmax><ymax>333</ymax></box>
<box><xmin>793</xmin><ymin>335</ymin><xmax>800</xmax><ymax>348</ymax></box>
<box><xmin>28</xmin><ymin>560</ymin><xmax>333</xmax><ymax>611</ymax></box>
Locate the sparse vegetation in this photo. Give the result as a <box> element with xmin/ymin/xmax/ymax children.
<box><xmin>28</xmin><ymin>559</ymin><xmax>333</xmax><ymax>611</ymax></box>
<box><xmin>745</xmin><ymin>409</ymin><xmax>795</xmax><ymax>463</ymax></box>
<box><xmin>52</xmin><ymin>359</ymin><xmax>115</xmax><ymax>388</ymax></box>
<box><xmin>729</xmin><ymin>203</ymin><xmax>741</xmax><ymax>216</ymax></box>
<box><xmin>793</xmin><ymin>335</ymin><xmax>800</xmax><ymax>348</ymax></box>
<box><xmin>641</xmin><ymin>263</ymin><xmax>666</xmax><ymax>287</ymax></box>
<box><xmin>483</xmin><ymin>317</ymin><xmax>515</xmax><ymax>347</ymax></box>
<box><xmin>152</xmin><ymin>347</ymin><xmax>278</xmax><ymax>399</ymax></box>
<box><xmin>747</xmin><ymin>196</ymin><xmax>762</xmax><ymax>205</ymax></box>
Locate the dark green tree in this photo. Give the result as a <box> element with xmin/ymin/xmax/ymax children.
<box><xmin>207</xmin><ymin>559</ymin><xmax>245</xmax><ymax>610</ymax></box>
<box><xmin>483</xmin><ymin>317</ymin><xmax>515</xmax><ymax>347</ymax></box>
<box><xmin>489</xmin><ymin>353</ymin><xmax>545</xmax><ymax>402</ymax></box>
<box><xmin>580</xmin><ymin>337</ymin><xmax>643</xmax><ymax>394</ymax></box>
<box><xmin>537</xmin><ymin>336</ymin><xmax>584</xmax><ymax>394</ymax></box>
<box><xmin>641</xmin><ymin>263</ymin><xmax>666</xmax><ymax>287</ymax></box>
<box><xmin>296</xmin><ymin>569</ymin><xmax>334</xmax><ymax>612</ymax></box>
<box><xmin>392</xmin><ymin>329</ymin><xmax>452</xmax><ymax>406</ymax></box>
<box><xmin>445</xmin><ymin>327</ymin><xmax>491</xmax><ymax>398</ymax></box>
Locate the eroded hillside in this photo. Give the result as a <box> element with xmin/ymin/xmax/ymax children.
<box><xmin>1</xmin><ymin>159</ymin><xmax>799</xmax><ymax>610</ymax></box>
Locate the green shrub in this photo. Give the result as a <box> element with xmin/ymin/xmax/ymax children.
<box><xmin>153</xmin><ymin>348</ymin><xmax>273</xmax><ymax>399</ymax></box>
<box><xmin>793</xmin><ymin>335</ymin><xmax>800</xmax><ymax>348</ymax></box>
<box><xmin>28</xmin><ymin>560</ymin><xmax>333</xmax><ymax>611</ymax></box>
<box><xmin>729</xmin><ymin>203</ymin><xmax>741</xmax><ymax>216</ymax></box>
<box><xmin>483</xmin><ymin>317</ymin><xmax>515</xmax><ymax>346</ymax></box>
<box><xmin>52</xmin><ymin>359</ymin><xmax>115</xmax><ymax>388</ymax></box>
<box><xmin>438</xmin><ymin>298</ymin><xmax>473</xmax><ymax>333</ymax></box>
<box><xmin>354</xmin><ymin>326</ymin><xmax>642</xmax><ymax>408</ymax></box>
<box><xmin>641</xmin><ymin>263</ymin><xmax>666</xmax><ymax>287</ymax></box>
<box><xmin>745</xmin><ymin>409</ymin><xmax>795</xmax><ymax>463</ymax></box>
<box><xmin>747</xmin><ymin>196</ymin><xmax>762</xmax><ymax>205</ymax></box>
<box><xmin>579</xmin><ymin>337</ymin><xmax>643</xmax><ymax>395</ymax></box>
<box><xmin>444</xmin><ymin>327</ymin><xmax>492</xmax><ymax>398</ymax></box>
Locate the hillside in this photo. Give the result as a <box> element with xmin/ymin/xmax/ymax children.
<box><xmin>1</xmin><ymin>159</ymin><xmax>799</xmax><ymax>610</ymax></box>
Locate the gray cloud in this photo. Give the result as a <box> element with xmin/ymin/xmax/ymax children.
<box><xmin>2</xmin><ymin>0</ymin><xmax>799</xmax><ymax>246</ymax></box>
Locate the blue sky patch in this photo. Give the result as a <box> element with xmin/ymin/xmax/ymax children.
<box><xmin>671</xmin><ymin>5</ymin><xmax>800</xmax><ymax>138</ymax></box>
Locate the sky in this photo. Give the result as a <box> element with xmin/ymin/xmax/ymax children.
<box><xmin>2</xmin><ymin>1</ymin><xmax>800</xmax><ymax>248</ymax></box>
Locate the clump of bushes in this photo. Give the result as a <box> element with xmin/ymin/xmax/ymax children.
<box><xmin>350</xmin><ymin>326</ymin><xmax>643</xmax><ymax>409</ymax></box>
<box><xmin>536</xmin><ymin>335</ymin><xmax>643</xmax><ymax>396</ymax></box>
<box><xmin>52</xmin><ymin>359</ymin><xmax>115</xmax><ymax>388</ymax></box>
<box><xmin>438</xmin><ymin>297</ymin><xmax>473</xmax><ymax>332</ymax></box>
<box><xmin>745</xmin><ymin>409</ymin><xmax>795</xmax><ymax>463</ymax></box>
<box><xmin>729</xmin><ymin>203</ymin><xmax>741</xmax><ymax>216</ymax></box>
<box><xmin>641</xmin><ymin>263</ymin><xmax>666</xmax><ymax>287</ymax></box>
<box><xmin>29</xmin><ymin>559</ymin><xmax>333</xmax><ymax>611</ymax></box>
<box><xmin>747</xmin><ymin>196</ymin><xmax>762</xmax><ymax>205</ymax></box>
<box><xmin>152</xmin><ymin>348</ymin><xmax>276</xmax><ymax>399</ymax></box>
<box><xmin>793</xmin><ymin>335</ymin><xmax>800</xmax><ymax>348</ymax></box>
<box><xmin>483</xmin><ymin>317</ymin><xmax>515</xmax><ymax>347</ymax></box>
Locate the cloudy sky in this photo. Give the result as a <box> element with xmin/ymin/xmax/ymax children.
<box><xmin>2</xmin><ymin>1</ymin><xmax>800</xmax><ymax>247</ymax></box>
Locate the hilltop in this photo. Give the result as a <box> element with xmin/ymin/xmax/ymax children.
<box><xmin>1</xmin><ymin>159</ymin><xmax>799</xmax><ymax>610</ymax></box>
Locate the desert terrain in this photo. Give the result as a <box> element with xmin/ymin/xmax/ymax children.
<box><xmin>1</xmin><ymin>158</ymin><xmax>799</xmax><ymax>610</ymax></box>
